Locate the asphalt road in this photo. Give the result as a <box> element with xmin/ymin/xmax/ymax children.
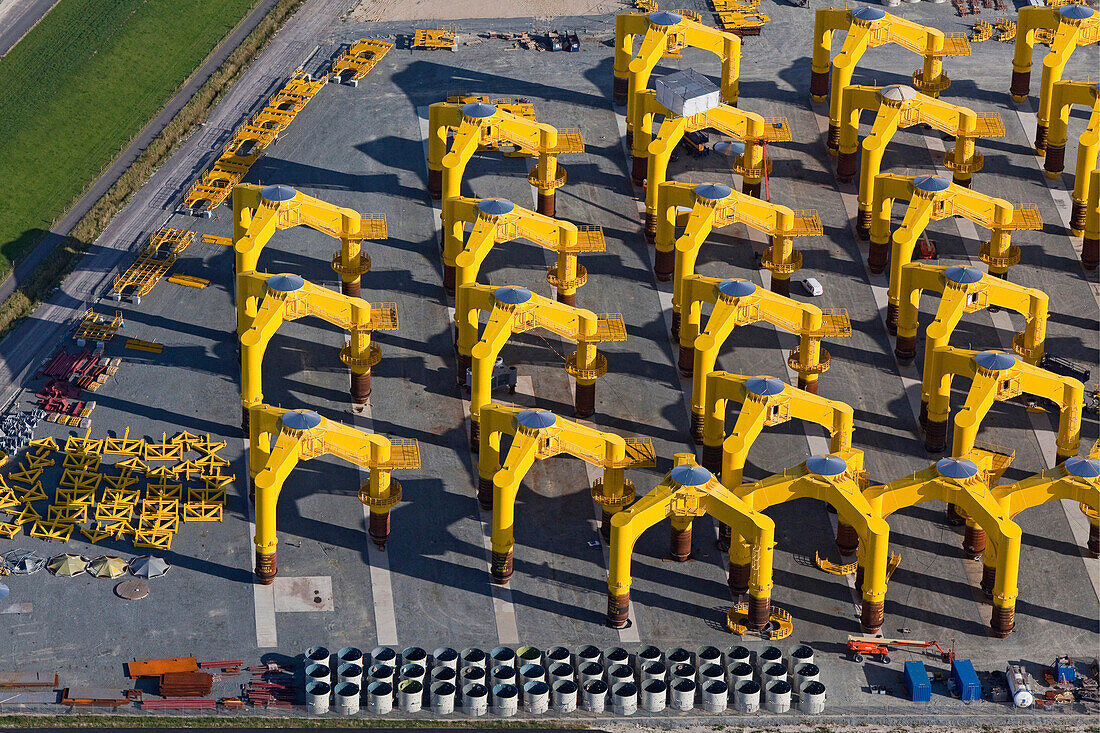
<box><xmin>0</xmin><ymin>0</ymin><xmax>61</xmax><ymax>58</ymax></box>
<box><xmin>0</xmin><ymin>0</ymin><xmax>279</xmax><ymax>308</ymax></box>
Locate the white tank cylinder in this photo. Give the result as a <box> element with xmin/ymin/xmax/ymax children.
<box><xmin>430</xmin><ymin>665</ymin><xmax>457</xmax><ymax>687</ymax></box>
<box><xmin>795</xmin><ymin>662</ymin><xmax>821</xmax><ymax>692</ymax></box>
<box><xmin>671</xmin><ymin>662</ymin><xmax>696</xmax><ymax>681</ymax></box>
<box><xmin>306</xmin><ymin>680</ymin><xmax>330</xmax><ymax>714</ymax></box>
<box><xmin>338</xmin><ymin>662</ymin><xmax>363</xmax><ymax>686</ymax></box>
<box><xmin>552</xmin><ymin>679</ymin><xmax>578</xmax><ymax>712</ymax></box>
<box><xmin>399</xmin><ymin>662</ymin><xmax>425</xmax><ymax>688</ymax></box>
<box><xmin>490</xmin><ymin>663</ymin><xmax>517</xmax><ymax>690</ymax></box>
<box><xmin>397</xmin><ymin>679</ymin><xmax>422</xmax><ymax>712</ymax></box>
<box><xmin>608</xmin><ymin>662</ymin><xmax>634</xmax><ymax>686</ymax></box>
<box><xmin>549</xmin><ymin>662</ymin><xmax>575</xmax><ymax>685</ymax></box>
<box><xmin>702</xmin><ymin>679</ymin><xmax>728</xmax><ymax>713</ymax></box>
<box><xmin>491</xmin><ymin>683</ymin><xmax>518</xmax><ymax>717</ymax></box>
<box><xmin>490</xmin><ymin>646</ymin><xmax>516</xmax><ymax>670</ymax></box>
<box><xmin>462</xmin><ymin>683</ymin><xmax>488</xmax><ymax>716</ymax></box>
<box><xmin>432</xmin><ymin>647</ymin><xmax>459</xmax><ymax>673</ymax></box>
<box><xmin>763</xmin><ymin>662</ymin><xmax>788</xmax><ymax>686</ymax></box>
<box><xmin>306</xmin><ymin>646</ymin><xmax>330</xmax><ymax>666</ymax></box>
<box><xmin>545</xmin><ymin>646</ymin><xmax>571</xmax><ymax>667</ymax></box>
<box><xmin>604</xmin><ymin>646</ymin><xmax>630</xmax><ymax>668</ymax></box>
<box><xmin>758</xmin><ymin>646</ymin><xmax>782</xmax><ymax>671</ymax></box>
<box><xmin>337</xmin><ymin>646</ymin><xmax>364</xmax><ymax>667</ymax></box>
<box><xmin>429</xmin><ymin>681</ymin><xmax>456</xmax><ymax>715</ymax></box>
<box><xmin>611</xmin><ymin>681</ymin><xmax>637</xmax><ymax>715</ymax></box>
<box><xmin>366</xmin><ymin>680</ymin><xmax>391</xmax><ymax>715</ymax></box>
<box><xmin>635</xmin><ymin>645</ymin><xmax>663</xmax><ymax>677</ymax></box>
<box><xmin>640</xmin><ymin>678</ymin><xmax>667</xmax><ymax>712</ymax></box>
<box><xmin>460</xmin><ymin>647</ymin><xmax>487</xmax><ymax>671</ymax></box>
<box><xmin>516</xmin><ymin>645</ymin><xmax>543</xmax><ymax>668</ymax></box>
<box><xmin>305</xmin><ymin>662</ymin><xmax>331</xmax><ymax>686</ymax></box>
<box><xmin>766</xmin><ymin>680</ymin><xmax>792</xmax><ymax>713</ymax></box>
<box><xmin>578</xmin><ymin>661</ymin><xmax>604</xmax><ymax>686</ymax></box>
<box><xmin>698</xmin><ymin>662</ymin><xmax>724</xmax><ymax>690</ymax></box>
<box><xmin>696</xmin><ymin>645</ymin><xmax>723</xmax><ymax>669</ymax></box>
<box><xmin>787</xmin><ymin>644</ymin><xmax>814</xmax><ymax>672</ymax></box>
<box><xmin>728</xmin><ymin>661</ymin><xmax>754</xmax><ymax>690</ymax></box>
<box><xmin>574</xmin><ymin>644</ymin><xmax>601</xmax><ymax>668</ymax></box>
<box><xmin>371</xmin><ymin>646</ymin><xmax>397</xmax><ymax>668</ymax></box>
<box><xmin>1006</xmin><ymin>665</ymin><xmax>1034</xmax><ymax>708</ymax></box>
<box><xmin>800</xmin><ymin>680</ymin><xmax>826</xmax><ymax>713</ymax></box>
<box><xmin>400</xmin><ymin>646</ymin><xmax>427</xmax><ymax>669</ymax></box>
<box><xmin>460</xmin><ymin>664</ymin><xmax>487</xmax><ymax>694</ymax></box>
<box><xmin>670</xmin><ymin>677</ymin><xmax>696</xmax><ymax>711</ymax></box>
<box><xmin>641</xmin><ymin>660</ymin><xmax>667</xmax><ymax>683</ymax></box>
<box><xmin>666</xmin><ymin>647</ymin><xmax>692</xmax><ymax>668</ymax></box>
<box><xmin>735</xmin><ymin>680</ymin><xmax>760</xmax><ymax>713</ymax></box>
<box><xmin>581</xmin><ymin>679</ymin><xmax>607</xmax><ymax>712</ymax></box>
<box><xmin>368</xmin><ymin>663</ymin><xmax>394</xmax><ymax>684</ymax></box>
<box><xmin>519</xmin><ymin>663</ymin><xmax>547</xmax><ymax>690</ymax></box>
<box><xmin>523</xmin><ymin>680</ymin><xmax>550</xmax><ymax>714</ymax></box>
<box><xmin>725</xmin><ymin>645</ymin><xmax>751</xmax><ymax>668</ymax></box>
<box><xmin>335</xmin><ymin>681</ymin><xmax>361</xmax><ymax>715</ymax></box>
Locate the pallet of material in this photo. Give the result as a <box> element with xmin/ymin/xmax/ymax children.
<box><xmin>158</xmin><ymin>671</ymin><xmax>213</xmax><ymax>697</ymax></box>
<box><xmin>0</xmin><ymin>672</ymin><xmax>59</xmax><ymax>688</ymax></box>
<box><xmin>60</xmin><ymin>687</ymin><xmax>130</xmax><ymax>706</ymax></box>
<box><xmin>127</xmin><ymin>657</ymin><xmax>198</xmax><ymax>678</ymax></box>
<box><xmin>166</xmin><ymin>274</ymin><xmax>209</xmax><ymax>288</ymax></box>
<box><xmin>142</xmin><ymin>697</ymin><xmax>217</xmax><ymax>709</ymax></box>
<box><xmin>125</xmin><ymin>339</ymin><xmax>164</xmax><ymax>354</ymax></box>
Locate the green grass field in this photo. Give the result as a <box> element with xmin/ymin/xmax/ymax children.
<box><xmin>0</xmin><ymin>0</ymin><xmax>256</xmax><ymax>276</ymax></box>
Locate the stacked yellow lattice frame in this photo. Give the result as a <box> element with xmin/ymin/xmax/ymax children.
<box><xmin>0</xmin><ymin>430</ymin><xmax>231</xmax><ymax>549</ymax></box>
<box><xmin>74</xmin><ymin>309</ymin><xmax>124</xmax><ymax>344</ymax></box>
<box><xmin>413</xmin><ymin>27</ymin><xmax>458</xmax><ymax>49</ymax></box>
<box><xmin>111</xmin><ymin>228</ymin><xmax>195</xmax><ymax>299</ymax></box>
<box><xmin>331</xmin><ymin>39</ymin><xmax>392</xmax><ymax>83</ymax></box>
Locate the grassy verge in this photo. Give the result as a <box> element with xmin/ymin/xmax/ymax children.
<box><xmin>0</xmin><ymin>0</ymin><xmax>306</xmax><ymax>341</ymax></box>
<box><xmin>0</xmin><ymin>0</ymin><xmax>258</xmax><ymax>272</ymax></box>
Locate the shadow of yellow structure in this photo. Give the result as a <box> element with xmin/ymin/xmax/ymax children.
<box><xmin>606</xmin><ymin>455</ymin><xmax>775</xmax><ymax>629</ymax></box>
<box><xmin>248</xmin><ymin>404</ymin><xmax>419</xmax><ymax>583</ymax></box>
<box><xmin>837</xmin><ymin>87</ymin><xmax>1004</xmax><ymax>236</ymax></box>
<box><xmin>236</xmin><ymin>272</ymin><xmax>398</xmax><ymax>429</ymax></box>
<box><xmin>655</xmin><ymin>181</ymin><xmax>821</xmax><ymax>302</ymax></box>
<box><xmin>737</xmin><ymin>451</ymin><xmax>891</xmax><ymax>634</ymax></box>
<box><xmin>441</xmin><ymin>196</ymin><xmax>605</xmax><ymax>305</ymax></box>
<box><xmin>866</xmin><ymin>451</ymin><xmax>1023</xmax><ymax>636</ymax></box>
<box><xmin>456</xmin><ymin>284</ymin><xmax>627</xmax><ymax>445</ymax></box>
<box><xmin>868</xmin><ymin>174</ymin><xmax>1042</xmax><ymax>327</ymax></box>
<box><xmin>629</xmin><ymin>90</ymin><xmax>790</xmax><ymax>239</ymax></box>
<box><xmin>680</xmin><ymin>279</ymin><xmax>850</xmax><ymax>437</ymax></box>
<box><xmin>232</xmin><ymin>184</ymin><xmax>387</xmax><ymax>297</ymax></box>
<box><xmin>426</xmin><ymin>101</ymin><xmax>583</xmax><ymax>215</ymax></box>
<box><xmin>613</xmin><ymin>11</ymin><xmax>741</xmax><ymax>137</ymax></box>
<box><xmin>1043</xmin><ymin>80</ymin><xmax>1099</xmax><ymax>254</ymax></box>
<box><xmin>1010</xmin><ymin>4</ymin><xmax>1100</xmax><ymax>148</ymax></box>
<box><xmin>895</xmin><ymin>263</ymin><xmax>1048</xmax><ymax>369</ymax></box>
<box><xmin>811</xmin><ymin>7</ymin><xmax>971</xmax><ymax>149</ymax></box>
<box><xmin>477</xmin><ymin>406</ymin><xmax>656</xmax><ymax>581</ymax></box>
<box><xmin>924</xmin><ymin>348</ymin><xmax>1084</xmax><ymax>462</ymax></box>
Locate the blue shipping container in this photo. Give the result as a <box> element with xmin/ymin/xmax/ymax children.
<box><xmin>951</xmin><ymin>659</ymin><xmax>981</xmax><ymax>701</ymax></box>
<box><xmin>904</xmin><ymin>661</ymin><xmax>931</xmax><ymax>702</ymax></box>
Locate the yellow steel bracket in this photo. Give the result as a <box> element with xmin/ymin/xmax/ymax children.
<box><xmin>330</xmin><ymin>38</ymin><xmax>393</xmax><ymax>84</ymax></box>
<box><xmin>1043</xmin><ymin>79</ymin><xmax>1099</xmax><ymax>238</ymax></box>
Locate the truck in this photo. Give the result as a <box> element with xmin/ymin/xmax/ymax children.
<box><xmin>546</xmin><ymin>31</ymin><xmax>562</xmax><ymax>52</ymax></box>
<box><xmin>563</xmin><ymin>30</ymin><xmax>580</xmax><ymax>52</ymax></box>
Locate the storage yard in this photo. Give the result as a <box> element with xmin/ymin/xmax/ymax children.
<box><xmin>0</xmin><ymin>0</ymin><xmax>1096</xmax><ymax>724</ymax></box>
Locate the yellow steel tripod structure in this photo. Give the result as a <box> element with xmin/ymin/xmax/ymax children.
<box><xmin>629</xmin><ymin>90</ymin><xmax>790</xmax><ymax>240</ymax></box>
<box><xmin>736</xmin><ymin>450</ymin><xmax>891</xmax><ymax>635</ymax></box>
<box><xmin>923</xmin><ymin>347</ymin><xmax>1084</xmax><ymax>462</ymax></box>
<box><xmin>1010</xmin><ymin>4</ymin><xmax>1100</xmax><ymax>149</ymax></box>
<box><xmin>679</xmin><ymin>279</ymin><xmax>850</xmax><ymax>438</ymax></box>
<box><xmin>441</xmin><ymin>196</ymin><xmax>606</xmax><ymax>305</ymax></box>
<box><xmin>895</xmin><ymin>264</ymin><xmax>1049</xmax><ymax>428</ymax></box>
<box><xmin>868</xmin><ymin>174</ymin><xmax>1042</xmax><ymax>328</ymax></box>
<box><xmin>426</xmin><ymin>101</ymin><xmax>583</xmax><ymax>216</ymax></box>
<box><xmin>236</xmin><ymin>271</ymin><xmax>398</xmax><ymax>428</ymax></box>
<box><xmin>606</xmin><ymin>455</ymin><xmax>775</xmax><ymax>630</ymax></box>
<box><xmin>456</xmin><ymin>284</ymin><xmax>627</xmax><ymax>445</ymax></box>
<box><xmin>837</xmin><ymin>86</ymin><xmax>1005</xmax><ymax>237</ymax></box>
<box><xmin>655</xmin><ymin>181</ymin><xmax>821</xmax><ymax>302</ymax></box>
<box><xmin>248</xmin><ymin>404</ymin><xmax>419</xmax><ymax>583</ymax></box>
<box><xmin>811</xmin><ymin>7</ymin><xmax>971</xmax><ymax>149</ymax></box>
<box><xmin>231</xmin><ymin>184</ymin><xmax>387</xmax><ymax>297</ymax></box>
<box><xmin>613</xmin><ymin>11</ymin><xmax>742</xmax><ymax>137</ymax></box>
<box><xmin>1042</xmin><ymin>79</ymin><xmax>1099</xmax><ymax>256</ymax></box>
<box><xmin>477</xmin><ymin>406</ymin><xmax>656</xmax><ymax>581</ymax></box>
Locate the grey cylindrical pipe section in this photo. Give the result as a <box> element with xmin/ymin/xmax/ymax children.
<box><xmin>582</xmin><ymin>679</ymin><xmax>607</xmax><ymax>712</ymax></box>
<box><xmin>305</xmin><ymin>662</ymin><xmax>331</xmax><ymax>685</ymax></box>
<box><xmin>758</xmin><ymin>645</ymin><xmax>782</xmax><ymax>669</ymax></box>
<box><xmin>552</xmin><ymin>679</ymin><xmax>578</xmax><ymax>712</ymax></box>
<box><xmin>640</xmin><ymin>678</ymin><xmax>667</xmax><ymax>712</ymax></box>
<box><xmin>604</xmin><ymin>646</ymin><xmax>629</xmax><ymax>667</ymax></box>
<box><xmin>516</xmin><ymin>645</ymin><xmax>543</xmax><ymax>668</ymax></box>
<box><xmin>366</xmin><ymin>680</ymin><xmax>391</xmax><ymax>715</ymax></box>
<box><xmin>641</xmin><ymin>660</ymin><xmax>667</xmax><ymax>684</ymax></box>
<box><xmin>549</xmin><ymin>662</ymin><xmax>575</xmax><ymax>685</ymax></box>
<box><xmin>702</xmin><ymin>679</ymin><xmax>728</xmax><ymax>713</ymax></box>
<box><xmin>800</xmin><ymin>681</ymin><xmax>826</xmax><ymax>713</ymax></box>
<box><xmin>696</xmin><ymin>645</ymin><xmax>722</xmax><ymax>668</ymax></box>
<box><xmin>635</xmin><ymin>645</ymin><xmax>662</xmax><ymax>677</ymax></box>
<box><xmin>491</xmin><ymin>663</ymin><xmax>517</xmax><ymax>690</ymax></box>
<box><xmin>671</xmin><ymin>662</ymin><xmax>696</xmax><ymax>681</ymax></box>
<box><xmin>670</xmin><ymin>677</ymin><xmax>696</xmax><ymax>711</ymax></box>
<box><xmin>432</xmin><ymin>647</ymin><xmax>459</xmax><ymax>673</ymax></box>
<box><xmin>401</xmin><ymin>646</ymin><xmax>427</xmax><ymax>668</ymax></box>
<box><xmin>795</xmin><ymin>662</ymin><xmax>821</xmax><ymax>692</ymax></box>
<box><xmin>305</xmin><ymin>680</ymin><xmax>330</xmax><ymax>715</ymax></box>
<box><xmin>460</xmin><ymin>665</ymin><xmax>487</xmax><ymax>699</ymax></box>
<box><xmin>725</xmin><ymin>645</ymin><xmax>750</xmax><ymax>667</ymax></box>
<box><xmin>369</xmin><ymin>663</ymin><xmax>394</xmax><ymax>683</ymax></box>
<box><xmin>337</xmin><ymin>662</ymin><xmax>363</xmax><ymax>686</ymax></box>
<box><xmin>460</xmin><ymin>647</ymin><xmax>487</xmax><ymax>671</ymax></box>
<box><xmin>429</xmin><ymin>680</ymin><xmax>455</xmax><ymax>715</ymax></box>
<box><xmin>735</xmin><ymin>679</ymin><xmax>760</xmax><ymax>713</ymax></box>
<box><xmin>337</xmin><ymin>646</ymin><xmax>363</xmax><ymax>666</ymax></box>
<box><xmin>491</xmin><ymin>683</ymin><xmax>518</xmax><ymax>717</ymax></box>
<box><xmin>728</xmin><ymin>661</ymin><xmax>754</xmax><ymax>690</ymax></box>
<box><xmin>523</xmin><ymin>680</ymin><xmax>550</xmax><ymax>714</ymax></box>
<box><xmin>306</xmin><ymin>646</ymin><xmax>330</xmax><ymax>665</ymax></box>
<box><xmin>490</xmin><ymin>646</ymin><xmax>517</xmax><ymax>670</ymax></box>
<box><xmin>545</xmin><ymin>646</ymin><xmax>571</xmax><ymax>666</ymax></box>
<box><xmin>371</xmin><ymin>646</ymin><xmax>397</xmax><ymax>668</ymax></box>
<box><xmin>698</xmin><ymin>662</ymin><xmax>724</xmax><ymax>690</ymax></box>
<box><xmin>788</xmin><ymin>643</ymin><xmax>814</xmax><ymax>671</ymax></box>
<box><xmin>399</xmin><ymin>662</ymin><xmax>425</xmax><ymax>687</ymax></box>
<box><xmin>462</xmin><ymin>683</ymin><xmax>488</xmax><ymax>716</ymax></box>
<box><xmin>579</xmin><ymin>661</ymin><xmax>604</xmax><ymax>686</ymax></box>
<box><xmin>608</xmin><ymin>662</ymin><xmax>634</xmax><ymax>685</ymax></box>
<box><xmin>611</xmin><ymin>681</ymin><xmax>638</xmax><ymax>716</ymax></box>
<box><xmin>666</xmin><ymin>647</ymin><xmax>691</xmax><ymax>666</ymax></box>
<box><xmin>397</xmin><ymin>679</ymin><xmax>422</xmax><ymax>712</ymax></box>
<box><xmin>766</xmin><ymin>679</ymin><xmax>792</xmax><ymax>713</ymax></box>
<box><xmin>574</xmin><ymin>644</ymin><xmax>601</xmax><ymax>668</ymax></box>
<box><xmin>519</xmin><ymin>662</ymin><xmax>547</xmax><ymax>686</ymax></box>
<box><xmin>763</xmin><ymin>662</ymin><xmax>788</xmax><ymax>686</ymax></box>
<box><xmin>335</xmin><ymin>681</ymin><xmax>361</xmax><ymax>715</ymax></box>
